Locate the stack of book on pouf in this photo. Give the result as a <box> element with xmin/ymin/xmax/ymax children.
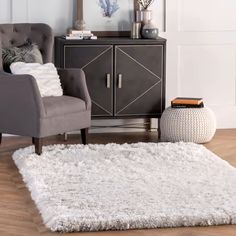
<box><xmin>171</xmin><ymin>97</ymin><xmax>204</xmax><ymax>108</ymax></box>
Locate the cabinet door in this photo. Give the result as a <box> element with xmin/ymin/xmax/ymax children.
<box><xmin>114</xmin><ymin>45</ymin><xmax>164</xmax><ymax>117</ymax></box>
<box><xmin>64</xmin><ymin>45</ymin><xmax>113</xmax><ymax>117</ymax></box>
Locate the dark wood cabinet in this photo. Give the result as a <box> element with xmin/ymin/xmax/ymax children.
<box><xmin>55</xmin><ymin>37</ymin><xmax>166</xmax><ymax>121</ymax></box>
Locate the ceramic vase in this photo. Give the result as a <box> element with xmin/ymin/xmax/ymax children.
<box><xmin>141</xmin><ymin>20</ymin><xmax>159</xmax><ymax>39</ymax></box>
<box><xmin>136</xmin><ymin>10</ymin><xmax>152</xmax><ymax>24</ymax></box>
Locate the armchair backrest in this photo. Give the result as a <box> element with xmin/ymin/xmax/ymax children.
<box><xmin>0</xmin><ymin>23</ymin><xmax>54</xmax><ymax>70</ymax></box>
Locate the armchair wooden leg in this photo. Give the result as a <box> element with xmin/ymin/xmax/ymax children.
<box><xmin>34</xmin><ymin>138</ymin><xmax>43</xmax><ymax>155</ymax></box>
<box><xmin>0</xmin><ymin>133</ymin><xmax>2</xmax><ymax>145</ymax></box>
<box><xmin>81</xmin><ymin>128</ymin><xmax>88</xmax><ymax>145</ymax></box>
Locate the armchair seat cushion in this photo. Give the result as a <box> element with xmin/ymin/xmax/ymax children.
<box><xmin>42</xmin><ymin>96</ymin><xmax>86</xmax><ymax>117</ymax></box>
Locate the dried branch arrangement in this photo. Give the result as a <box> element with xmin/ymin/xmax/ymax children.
<box><xmin>137</xmin><ymin>0</ymin><xmax>155</xmax><ymax>10</ymax></box>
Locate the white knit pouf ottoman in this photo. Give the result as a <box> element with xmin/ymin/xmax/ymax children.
<box><xmin>160</xmin><ymin>107</ymin><xmax>216</xmax><ymax>143</ymax></box>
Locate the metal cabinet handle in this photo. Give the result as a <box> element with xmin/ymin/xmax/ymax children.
<box><xmin>106</xmin><ymin>74</ymin><xmax>111</xmax><ymax>88</ymax></box>
<box><xmin>118</xmin><ymin>74</ymin><xmax>122</xmax><ymax>88</ymax></box>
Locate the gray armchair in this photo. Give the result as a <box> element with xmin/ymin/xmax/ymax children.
<box><xmin>0</xmin><ymin>23</ymin><xmax>91</xmax><ymax>155</ymax></box>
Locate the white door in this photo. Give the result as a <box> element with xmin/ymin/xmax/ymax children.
<box><xmin>154</xmin><ymin>0</ymin><xmax>236</xmax><ymax>128</ymax></box>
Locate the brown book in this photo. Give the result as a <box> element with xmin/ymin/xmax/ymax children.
<box><xmin>171</xmin><ymin>97</ymin><xmax>203</xmax><ymax>105</ymax></box>
<box><xmin>171</xmin><ymin>102</ymin><xmax>204</xmax><ymax>108</ymax></box>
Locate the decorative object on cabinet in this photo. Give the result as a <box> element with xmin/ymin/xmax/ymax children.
<box><xmin>131</xmin><ymin>22</ymin><xmax>142</xmax><ymax>39</ymax></box>
<box><xmin>137</xmin><ymin>0</ymin><xmax>155</xmax><ymax>10</ymax></box>
<box><xmin>136</xmin><ymin>0</ymin><xmax>155</xmax><ymax>23</ymax></box>
<box><xmin>141</xmin><ymin>21</ymin><xmax>159</xmax><ymax>39</ymax></box>
<box><xmin>160</xmin><ymin>107</ymin><xmax>216</xmax><ymax>143</ymax></box>
<box><xmin>65</xmin><ymin>29</ymin><xmax>97</xmax><ymax>40</ymax></box>
<box><xmin>136</xmin><ymin>9</ymin><xmax>152</xmax><ymax>24</ymax></box>
<box><xmin>55</xmin><ymin>37</ymin><xmax>166</xmax><ymax>137</ymax></box>
<box><xmin>74</xmin><ymin>19</ymin><xmax>86</xmax><ymax>31</ymax></box>
<box><xmin>135</xmin><ymin>0</ymin><xmax>159</xmax><ymax>39</ymax></box>
<box><xmin>77</xmin><ymin>0</ymin><xmax>137</xmax><ymax>37</ymax></box>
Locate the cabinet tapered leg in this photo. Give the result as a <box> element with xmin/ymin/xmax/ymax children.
<box><xmin>64</xmin><ymin>133</ymin><xmax>68</xmax><ymax>141</ymax></box>
<box><xmin>34</xmin><ymin>138</ymin><xmax>43</xmax><ymax>155</ymax></box>
<box><xmin>0</xmin><ymin>133</ymin><xmax>2</xmax><ymax>145</ymax></box>
<box><xmin>81</xmin><ymin>128</ymin><xmax>88</xmax><ymax>145</ymax></box>
<box><xmin>145</xmin><ymin>118</ymin><xmax>152</xmax><ymax>132</ymax></box>
<box><xmin>32</xmin><ymin>137</ymin><xmax>35</xmax><ymax>144</ymax></box>
<box><xmin>158</xmin><ymin>118</ymin><xmax>161</xmax><ymax>140</ymax></box>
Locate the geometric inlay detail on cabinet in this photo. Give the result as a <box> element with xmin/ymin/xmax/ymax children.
<box><xmin>64</xmin><ymin>45</ymin><xmax>112</xmax><ymax>69</ymax></box>
<box><xmin>82</xmin><ymin>46</ymin><xmax>112</xmax><ymax>70</ymax></box>
<box><xmin>115</xmin><ymin>46</ymin><xmax>163</xmax><ymax>115</ymax></box>
<box><xmin>82</xmin><ymin>47</ymin><xmax>113</xmax><ymax>116</ymax></box>
<box><xmin>117</xmin><ymin>45</ymin><xmax>163</xmax><ymax>79</ymax></box>
<box><xmin>65</xmin><ymin>45</ymin><xmax>113</xmax><ymax>117</ymax></box>
<box><xmin>116</xmin><ymin>81</ymin><xmax>162</xmax><ymax>115</ymax></box>
<box><xmin>91</xmin><ymin>100</ymin><xmax>113</xmax><ymax>116</ymax></box>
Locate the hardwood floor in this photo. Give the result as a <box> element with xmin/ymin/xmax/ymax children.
<box><xmin>0</xmin><ymin>130</ymin><xmax>236</xmax><ymax>236</ymax></box>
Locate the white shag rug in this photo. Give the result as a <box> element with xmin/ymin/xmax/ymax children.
<box><xmin>12</xmin><ymin>142</ymin><xmax>236</xmax><ymax>232</ymax></box>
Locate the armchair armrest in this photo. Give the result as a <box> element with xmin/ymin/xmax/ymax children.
<box><xmin>0</xmin><ymin>71</ymin><xmax>45</xmax><ymax>136</ymax></box>
<box><xmin>57</xmin><ymin>68</ymin><xmax>91</xmax><ymax>110</ymax></box>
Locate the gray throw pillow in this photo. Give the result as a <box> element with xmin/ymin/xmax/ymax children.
<box><xmin>2</xmin><ymin>43</ymin><xmax>43</xmax><ymax>72</ymax></box>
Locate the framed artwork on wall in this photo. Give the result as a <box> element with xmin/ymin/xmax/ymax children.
<box><xmin>77</xmin><ymin>0</ymin><xmax>138</xmax><ymax>37</ymax></box>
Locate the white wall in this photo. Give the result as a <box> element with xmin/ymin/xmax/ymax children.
<box><xmin>0</xmin><ymin>0</ymin><xmax>11</xmax><ymax>23</ymax></box>
<box><xmin>0</xmin><ymin>0</ymin><xmax>76</xmax><ymax>35</ymax></box>
<box><xmin>161</xmin><ymin>0</ymin><xmax>236</xmax><ymax>128</ymax></box>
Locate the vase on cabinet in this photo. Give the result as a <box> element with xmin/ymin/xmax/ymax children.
<box><xmin>136</xmin><ymin>10</ymin><xmax>152</xmax><ymax>24</ymax></box>
<box><xmin>141</xmin><ymin>20</ymin><xmax>159</xmax><ymax>39</ymax></box>
<box><xmin>136</xmin><ymin>9</ymin><xmax>159</xmax><ymax>39</ymax></box>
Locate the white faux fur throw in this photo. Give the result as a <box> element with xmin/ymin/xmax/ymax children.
<box><xmin>10</xmin><ymin>62</ymin><xmax>63</xmax><ymax>97</ymax></box>
<box><xmin>12</xmin><ymin>142</ymin><xmax>236</xmax><ymax>232</ymax></box>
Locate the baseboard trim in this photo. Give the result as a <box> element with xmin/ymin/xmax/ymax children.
<box><xmin>2</xmin><ymin>119</ymin><xmax>158</xmax><ymax>136</ymax></box>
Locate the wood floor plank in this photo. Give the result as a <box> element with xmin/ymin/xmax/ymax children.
<box><xmin>0</xmin><ymin>130</ymin><xmax>236</xmax><ymax>236</ymax></box>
